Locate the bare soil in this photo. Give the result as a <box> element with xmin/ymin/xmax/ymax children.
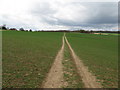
<box><xmin>42</xmin><ymin>35</ymin><xmax>65</xmax><ymax>88</ymax></box>
<box><xmin>64</xmin><ymin>36</ymin><xmax>102</xmax><ymax>88</ymax></box>
<box><xmin>42</xmin><ymin>34</ymin><xmax>102</xmax><ymax>88</ymax></box>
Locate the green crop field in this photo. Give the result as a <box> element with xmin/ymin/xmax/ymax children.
<box><xmin>102</xmin><ymin>33</ymin><xmax>120</xmax><ymax>36</ymax></box>
<box><xmin>62</xmin><ymin>41</ymin><xmax>84</xmax><ymax>88</ymax></box>
<box><xmin>2</xmin><ymin>30</ymin><xmax>63</xmax><ymax>88</ymax></box>
<box><xmin>2</xmin><ymin>30</ymin><xmax>118</xmax><ymax>88</ymax></box>
<box><xmin>66</xmin><ymin>33</ymin><xmax>118</xmax><ymax>88</ymax></box>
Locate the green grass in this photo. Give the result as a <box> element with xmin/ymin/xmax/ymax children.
<box><xmin>2</xmin><ymin>30</ymin><xmax>63</xmax><ymax>88</ymax></box>
<box><xmin>66</xmin><ymin>33</ymin><xmax>118</xmax><ymax>88</ymax></box>
<box><xmin>62</xmin><ymin>40</ymin><xmax>84</xmax><ymax>88</ymax></box>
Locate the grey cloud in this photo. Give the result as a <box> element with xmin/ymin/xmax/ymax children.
<box><xmin>1</xmin><ymin>1</ymin><xmax>118</xmax><ymax>30</ymax></box>
<box><xmin>86</xmin><ymin>2</ymin><xmax>118</xmax><ymax>24</ymax></box>
<box><xmin>32</xmin><ymin>2</ymin><xmax>57</xmax><ymax>15</ymax></box>
<box><xmin>1</xmin><ymin>15</ymin><xmax>36</xmax><ymax>29</ymax></box>
<box><xmin>31</xmin><ymin>2</ymin><xmax>57</xmax><ymax>23</ymax></box>
<box><xmin>31</xmin><ymin>2</ymin><xmax>117</xmax><ymax>29</ymax></box>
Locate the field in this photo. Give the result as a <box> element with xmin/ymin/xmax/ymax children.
<box><xmin>66</xmin><ymin>33</ymin><xmax>118</xmax><ymax>88</ymax></box>
<box><xmin>2</xmin><ymin>30</ymin><xmax>118</xmax><ymax>88</ymax></box>
<box><xmin>2</xmin><ymin>30</ymin><xmax>63</xmax><ymax>88</ymax></box>
<box><xmin>62</xmin><ymin>41</ymin><xmax>84</xmax><ymax>88</ymax></box>
<box><xmin>101</xmin><ymin>33</ymin><xmax>120</xmax><ymax>36</ymax></box>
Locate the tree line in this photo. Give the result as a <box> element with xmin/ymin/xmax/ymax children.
<box><xmin>0</xmin><ymin>24</ymin><xmax>119</xmax><ymax>33</ymax></box>
<box><xmin>0</xmin><ymin>24</ymin><xmax>32</xmax><ymax>32</ymax></box>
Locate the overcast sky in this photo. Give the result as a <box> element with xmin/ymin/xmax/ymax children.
<box><xmin>0</xmin><ymin>0</ymin><xmax>118</xmax><ymax>31</ymax></box>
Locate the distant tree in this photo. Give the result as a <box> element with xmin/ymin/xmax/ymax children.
<box><xmin>80</xmin><ymin>29</ymin><xmax>85</xmax><ymax>33</ymax></box>
<box><xmin>9</xmin><ymin>28</ymin><xmax>17</xmax><ymax>31</ymax></box>
<box><xmin>19</xmin><ymin>28</ymin><xmax>24</xmax><ymax>31</ymax></box>
<box><xmin>90</xmin><ymin>30</ymin><xmax>93</xmax><ymax>33</ymax></box>
<box><xmin>1</xmin><ymin>24</ymin><xmax>7</xmax><ymax>30</ymax></box>
<box><xmin>29</xmin><ymin>29</ymin><xmax>32</xmax><ymax>32</ymax></box>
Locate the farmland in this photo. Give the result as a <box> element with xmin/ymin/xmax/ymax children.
<box><xmin>2</xmin><ymin>30</ymin><xmax>118</xmax><ymax>88</ymax></box>
<box><xmin>62</xmin><ymin>40</ymin><xmax>84</xmax><ymax>88</ymax></box>
<box><xmin>2</xmin><ymin>30</ymin><xmax>63</xmax><ymax>88</ymax></box>
<box><xmin>102</xmin><ymin>33</ymin><xmax>120</xmax><ymax>36</ymax></box>
<box><xmin>66</xmin><ymin>33</ymin><xmax>118</xmax><ymax>88</ymax></box>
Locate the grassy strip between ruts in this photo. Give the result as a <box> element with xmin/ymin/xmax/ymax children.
<box><xmin>62</xmin><ymin>38</ymin><xmax>84</xmax><ymax>88</ymax></box>
<box><xmin>2</xmin><ymin>30</ymin><xmax>63</xmax><ymax>88</ymax></box>
<box><xmin>66</xmin><ymin>33</ymin><xmax>118</xmax><ymax>88</ymax></box>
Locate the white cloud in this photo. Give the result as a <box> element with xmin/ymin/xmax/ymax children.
<box><xmin>0</xmin><ymin>0</ymin><xmax>118</xmax><ymax>31</ymax></box>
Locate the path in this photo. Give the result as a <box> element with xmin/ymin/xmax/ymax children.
<box><xmin>42</xmin><ymin>33</ymin><xmax>102</xmax><ymax>88</ymax></box>
<box><xmin>65</xmin><ymin>35</ymin><xmax>102</xmax><ymax>88</ymax></box>
<box><xmin>42</xmin><ymin>35</ymin><xmax>65</xmax><ymax>88</ymax></box>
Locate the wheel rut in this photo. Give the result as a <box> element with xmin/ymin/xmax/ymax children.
<box><xmin>42</xmin><ymin>35</ymin><xmax>65</xmax><ymax>88</ymax></box>
<box><xmin>42</xmin><ymin>33</ymin><xmax>102</xmax><ymax>88</ymax></box>
<box><xmin>64</xmin><ymin>35</ymin><xmax>102</xmax><ymax>88</ymax></box>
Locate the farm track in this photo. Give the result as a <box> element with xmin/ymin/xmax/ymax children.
<box><xmin>64</xmin><ymin>35</ymin><xmax>102</xmax><ymax>88</ymax></box>
<box><xmin>42</xmin><ymin>35</ymin><xmax>65</xmax><ymax>88</ymax></box>
<box><xmin>42</xmin><ymin>33</ymin><xmax>102</xmax><ymax>88</ymax></box>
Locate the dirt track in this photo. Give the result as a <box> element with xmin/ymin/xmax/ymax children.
<box><xmin>65</xmin><ymin>36</ymin><xmax>102</xmax><ymax>88</ymax></box>
<box><xmin>42</xmin><ymin>33</ymin><xmax>102</xmax><ymax>88</ymax></box>
<box><xmin>42</xmin><ymin>35</ymin><xmax>65</xmax><ymax>88</ymax></box>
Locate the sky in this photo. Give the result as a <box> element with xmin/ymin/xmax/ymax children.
<box><xmin>0</xmin><ymin>0</ymin><xmax>119</xmax><ymax>31</ymax></box>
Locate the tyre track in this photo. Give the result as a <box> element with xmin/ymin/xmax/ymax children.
<box><xmin>42</xmin><ymin>34</ymin><xmax>65</xmax><ymax>88</ymax></box>
<box><xmin>64</xmin><ymin>35</ymin><xmax>102</xmax><ymax>88</ymax></box>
